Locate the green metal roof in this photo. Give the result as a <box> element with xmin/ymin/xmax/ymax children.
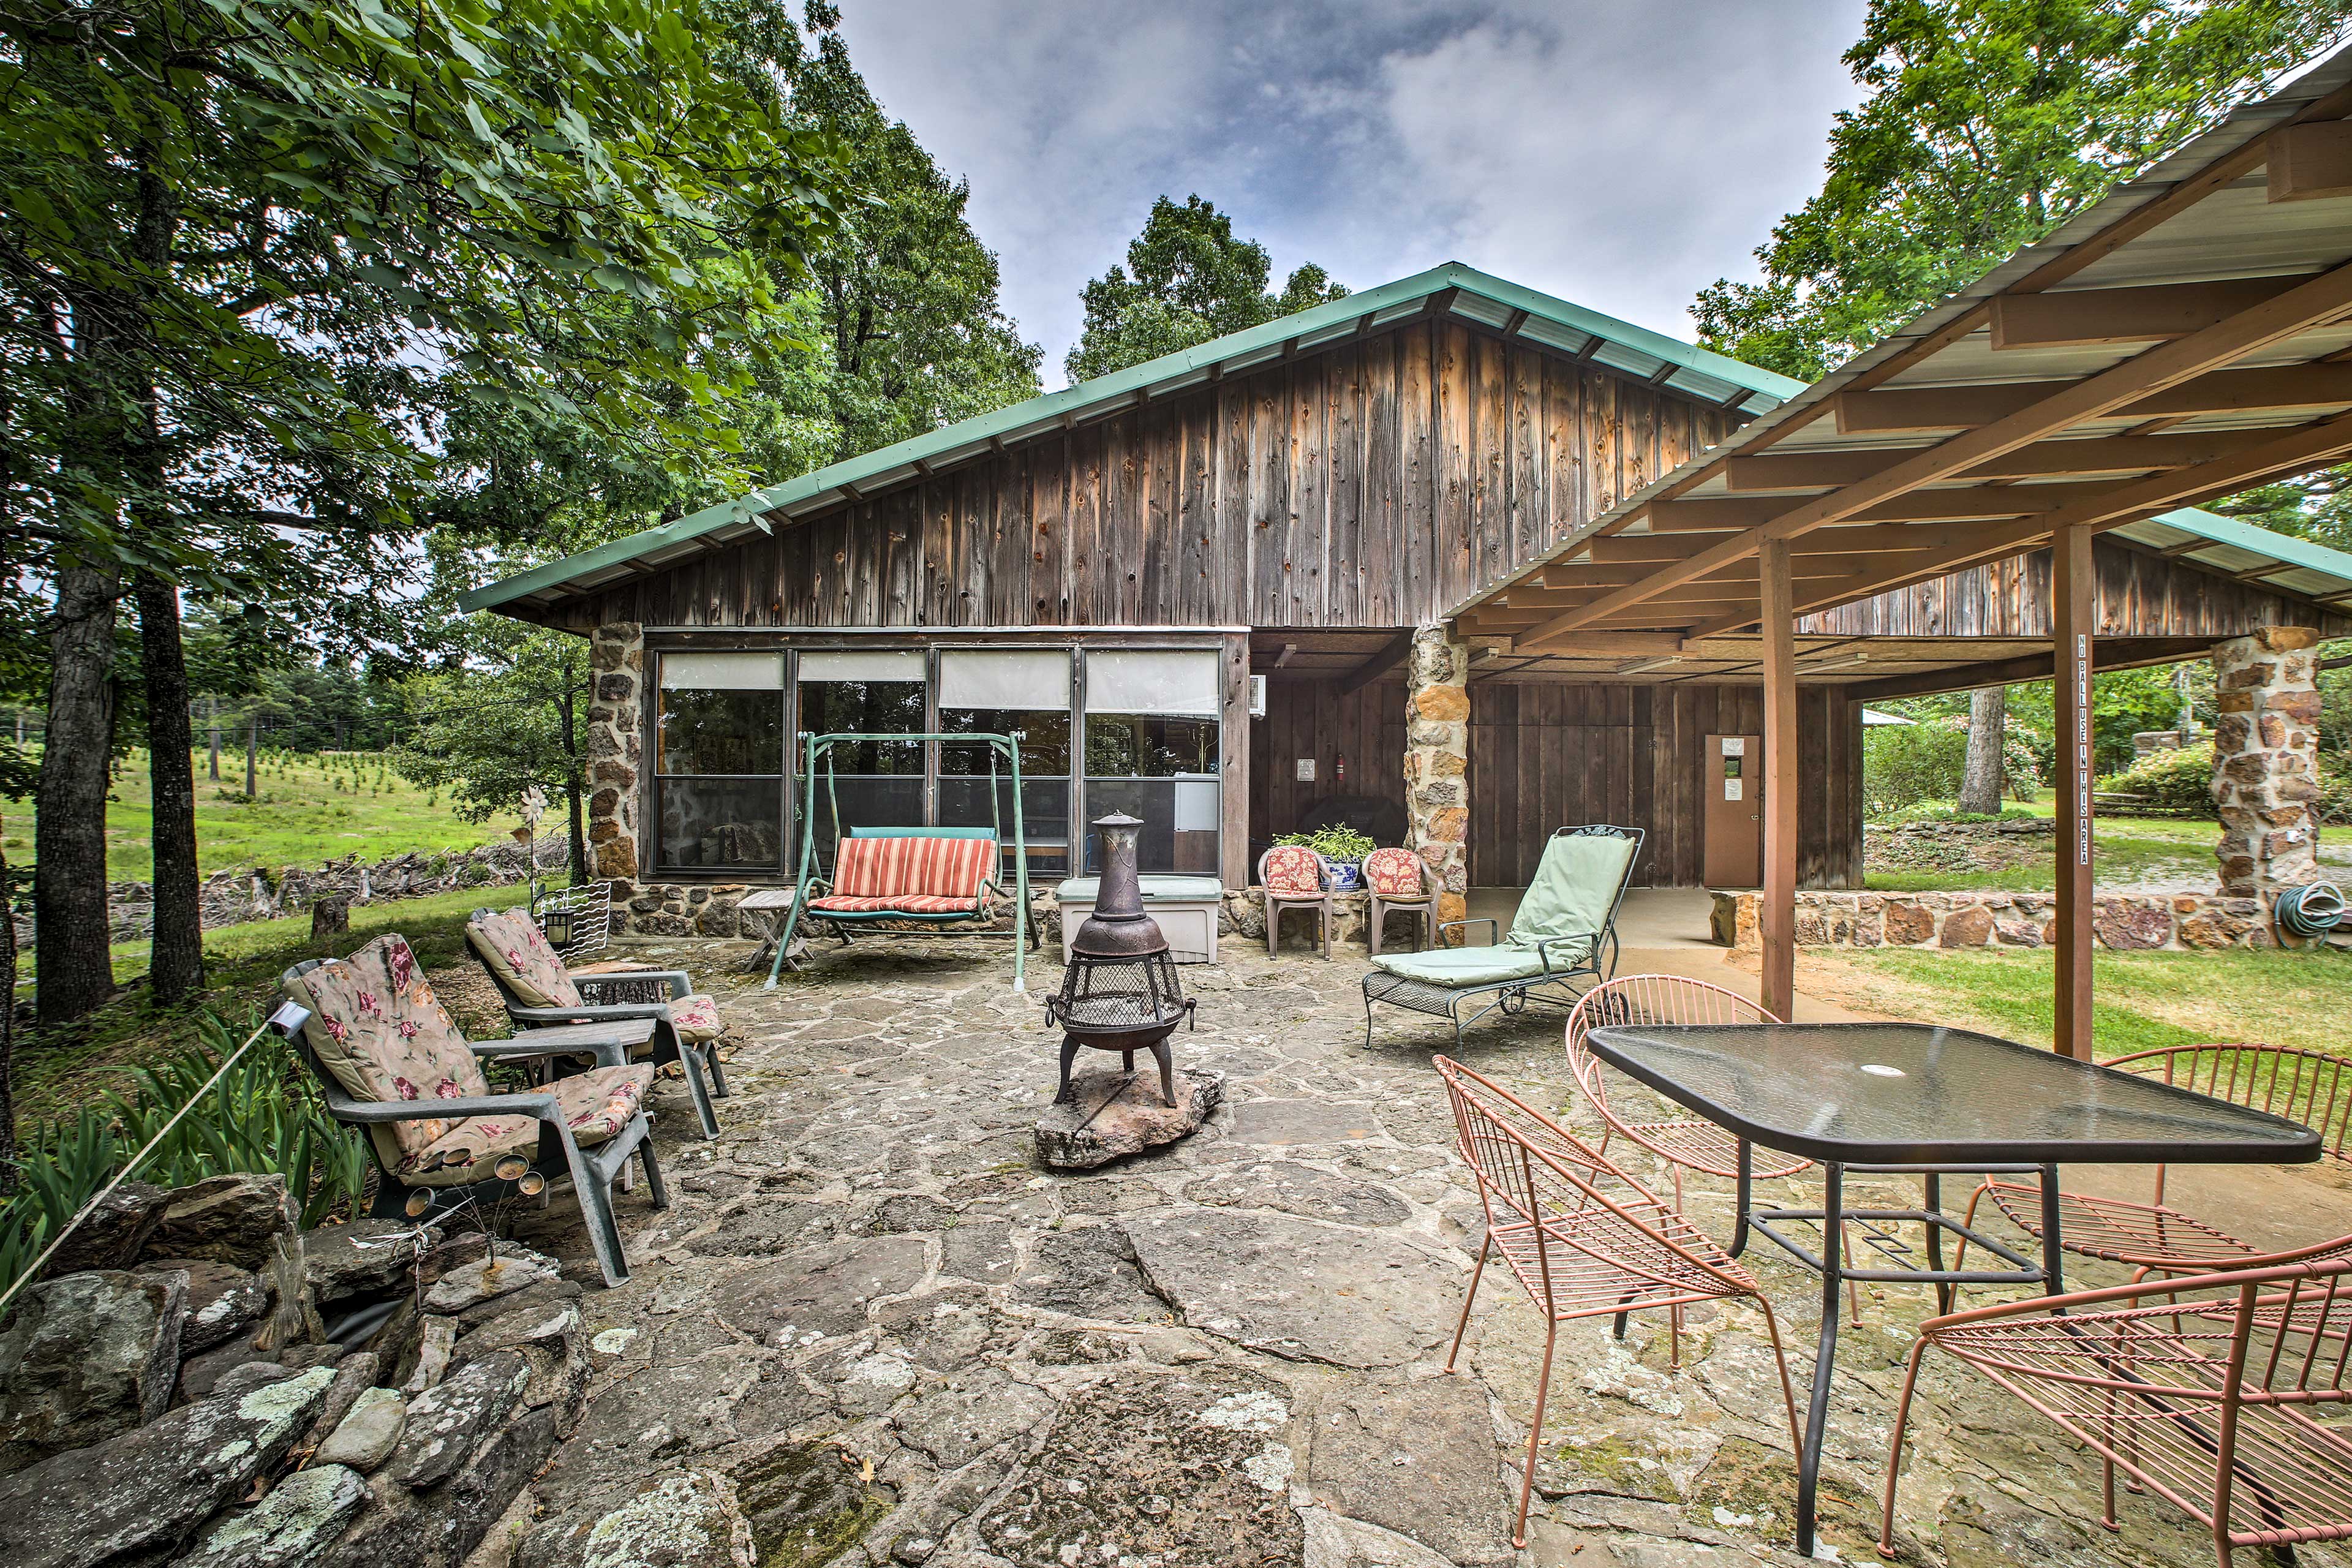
<box><xmin>462</xmin><ymin>261</ymin><xmax>1805</xmax><ymax>616</ymax></box>
<box><xmin>2115</xmin><ymin>507</ymin><xmax>2352</xmax><ymax>612</ymax></box>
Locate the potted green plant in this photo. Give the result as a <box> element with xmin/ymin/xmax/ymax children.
<box><xmin>1275</xmin><ymin>825</ymin><xmax>1379</xmax><ymax>891</ymax></box>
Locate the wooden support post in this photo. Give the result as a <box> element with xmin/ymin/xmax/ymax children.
<box><xmin>2053</xmin><ymin>522</ymin><xmax>2096</xmax><ymax>1060</ymax></box>
<box><xmin>1760</xmin><ymin>538</ymin><xmax>1797</xmax><ymax>1023</ymax></box>
<box><xmin>1221</xmin><ymin>631</ymin><xmax>1251</xmax><ymax>891</ymax></box>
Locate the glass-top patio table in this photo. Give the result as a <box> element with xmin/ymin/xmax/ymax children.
<box><xmin>1581</xmin><ymin>1020</ymin><xmax>2322</xmax><ymax>1558</ymax></box>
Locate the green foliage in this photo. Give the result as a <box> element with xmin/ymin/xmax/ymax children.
<box><xmin>392</xmin><ymin>623</ymin><xmax>590</xmax><ymax>875</ymax></box>
<box><xmin>2</xmin><ymin>0</ymin><xmax>857</xmax><ymax>646</ymax></box>
<box><xmin>2097</xmin><ymin>741</ymin><xmax>2217</xmax><ymax>815</ymax></box>
<box><xmin>787</xmin><ymin>23</ymin><xmax>1043</xmax><ymax>458</ymax></box>
<box><xmin>2318</xmin><ymin>752</ymin><xmax>2352</xmax><ymax>826</ymax></box>
<box><xmin>1</xmin><ymin>1006</ymin><xmax>369</xmax><ymax>1294</ymax></box>
<box><xmin>1863</xmin><ymin>714</ymin><xmax>2039</xmax><ymax>819</ymax></box>
<box><xmin>1274</xmin><ymin>825</ymin><xmax>1378</xmax><ymax>864</ymax></box>
<box><xmin>2002</xmin><ymin>665</ymin><xmax>2195</xmax><ymax>775</ymax></box>
<box><xmin>1066</xmin><ymin>197</ymin><xmax>1349</xmax><ymax>383</ymax></box>
<box><xmin>1695</xmin><ymin>0</ymin><xmax>2352</xmax><ymax>380</ymax></box>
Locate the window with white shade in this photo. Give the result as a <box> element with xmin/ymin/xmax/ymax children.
<box><xmin>939</xmin><ymin>650</ymin><xmax>1074</xmax><ymax>875</ymax></box>
<box><xmin>1082</xmin><ymin>649</ymin><xmax>1222</xmax><ymax>875</ymax></box>
<box><xmin>655</xmin><ymin>652</ymin><xmax>785</xmax><ymax>872</ymax></box>
<box><xmin>794</xmin><ymin>647</ymin><xmax>927</xmax><ymax>865</ymax></box>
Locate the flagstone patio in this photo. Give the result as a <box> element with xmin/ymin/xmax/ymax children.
<box><xmin>450</xmin><ymin>935</ymin><xmax>2352</xmax><ymax>1568</ymax></box>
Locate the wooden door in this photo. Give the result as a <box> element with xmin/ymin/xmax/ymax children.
<box><xmin>1702</xmin><ymin>733</ymin><xmax>1763</xmax><ymax>888</ymax></box>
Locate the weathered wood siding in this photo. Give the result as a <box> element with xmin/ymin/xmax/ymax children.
<box><xmin>1469</xmin><ymin>682</ymin><xmax>1862</xmax><ymax>889</ymax></box>
<box><xmin>571</xmin><ymin>320</ymin><xmax>1736</xmax><ymax>632</ymax></box>
<box><xmin>1248</xmin><ymin>679</ymin><xmax>1411</xmax><ymax>846</ymax></box>
<box><xmin>1801</xmin><ymin>540</ymin><xmax>2352</xmax><ymax>639</ymax></box>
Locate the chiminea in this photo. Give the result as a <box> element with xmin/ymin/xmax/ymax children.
<box><xmin>1046</xmin><ymin>813</ymin><xmax>1196</xmax><ymax>1106</ymax></box>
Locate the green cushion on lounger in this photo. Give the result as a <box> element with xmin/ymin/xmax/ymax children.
<box><xmin>1508</xmin><ymin>832</ymin><xmax>1637</xmax><ymax>947</ymax></box>
<box><xmin>1368</xmin><ymin>944</ymin><xmax>1555</xmax><ymax>987</ymax></box>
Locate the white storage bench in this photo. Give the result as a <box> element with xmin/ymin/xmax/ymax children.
<box><xmin>1053</xmin><ymin>876</ymin><xmax>1224</xmax><ymax>964</ymax></box>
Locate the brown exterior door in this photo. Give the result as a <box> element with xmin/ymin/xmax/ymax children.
<box><xmin>1702</xmin><ymin>733</ymin><xmax>1763</xmax><ymax>888</ymax></box>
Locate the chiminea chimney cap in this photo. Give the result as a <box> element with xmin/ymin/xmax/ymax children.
<box><xmin>1071</xmin><ymin>811</ymin><xmax>1164</xmax><ymax>956</ymax></box>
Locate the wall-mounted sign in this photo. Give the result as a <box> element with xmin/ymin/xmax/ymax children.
<box><xmin>1725</xmin><ymin>779</ymin><xmax>1744</xmax><ymax>802</ymax></box>
<box><xmin>1722</xmin><ymin>737</ymin><xmax>1746</xmax><ymax>756</ymax></box>
<box><xmin>1295</xmin><ymin>758</ymin><xmax>1316</xmax><ymax>782</ymax></box>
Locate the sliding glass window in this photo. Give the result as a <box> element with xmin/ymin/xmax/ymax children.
<box><xmin>794</xmin><ymin>649</ymin><xmax>926</xmax><ymax>867</ymax></box>
<box><xmin>655</xmin><ymin>652</ymin><xmax>785</xmax><ymax>872</ymax></box>
<box><xmin>1082</xmin><ymin>650</ymin><xmax>1221</xmax><ymax>876</ymax></box>
<box><xmin>938</xmin><ymin>649</ymin><xmax>1074</xmax><ymax>877</ymax></box>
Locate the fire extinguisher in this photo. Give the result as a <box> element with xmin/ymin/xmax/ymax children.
<box><xmin>1335</xmin><ymin>750</ymin><xmax>1347</xmax><ymax>788</ymax></box>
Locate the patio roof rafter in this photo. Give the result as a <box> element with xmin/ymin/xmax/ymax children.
<box><xmin>1507</xmin><ymin>258</ymin><xmax>2352</xmax><ymax>650</ymax></box>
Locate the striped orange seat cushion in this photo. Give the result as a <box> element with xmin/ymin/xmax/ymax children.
<box><xmin>818</xmin><ymin>835</ymin><xmax>997</xmax><ymax>915</ymax></box>
<box><xmin>809</xmin><ymin>894</ymin><xmax>982</xmax><ymax>915</ymax></box>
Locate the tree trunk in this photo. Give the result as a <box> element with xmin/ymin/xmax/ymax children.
<box><xmin>0</xmin><ymin>835</ymin><xmax>18</xmax><ymax>1191</ymax></box>
<box><xmin>35</xmin><ymin>564</ymin><xmax>120</xmax><ymax>1028</ymax></box>
<box><xmin>1959</xmin><ymin>685</ymin><xmax>2007</xmax><ymax>815</ymax></box>
<box><xmin>136</xmin><ymin>571</ymin><xmax>204</xmax><ymax>1003</ymax></box>
<box><xmin>560</xmin><ymin>659</ymin><xmax>587</xmax><ymax>883</ymax></box>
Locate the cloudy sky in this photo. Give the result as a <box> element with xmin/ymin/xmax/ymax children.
<box><xmin>837</xmin><ymin>1</ymin><xmax>1870</xmax><ymax>385</ymax></box>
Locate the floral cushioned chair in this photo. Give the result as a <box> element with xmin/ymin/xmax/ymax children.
<box><xmin>1361</xmin><ymin>846</ymin><xmax>1433</xmax><ymax>957</ymax></box>
<box><xmin>283</xmin><ymin>932</ymin><xmax>668</xmax><ymax>1286</ymax></box>
<box><xmin>466</xmin><ymin>906</ymin><xmax>728</xmax><ymax>1140</ymax></box>
<box><xmin>1258</xmin><ymin>844</ymin><xmax>1333</xmax><ymax>959</ymax></box>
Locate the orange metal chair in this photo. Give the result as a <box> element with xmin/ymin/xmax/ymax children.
<box><xmin>1434</xmin><ymin>1055</ymin><xmax>1802</xmax><ymax>1548</ymax></box>
<box><xmin>1956</xmin><ymin>1043</ymin><xmax>2352</xmax><ymax>1279</ymax></box>
<box><xmin>1880</xmin><ymin>1245</ymin><xmax>2352</xmax><ymax>1567</ymax></box>
<box><xmin>1564</xmin><ymin>974</ymin><xmax>1816</xmax><ymax>1212</ymax></box>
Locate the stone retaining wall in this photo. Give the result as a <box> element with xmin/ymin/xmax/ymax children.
<box><xmin>1710</xmin><ymin>888</ymin><xmax>2277</xmax><ymax>952</ymax></box>
<box><xmin>1863</xmin><ymin>817</ymin><xmax>2053</xmax><ymax>876</ymax></box>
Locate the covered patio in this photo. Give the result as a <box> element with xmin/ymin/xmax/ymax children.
<box><xmin>474</xmin><ymin>929</ymin><xmax>2352</xmax><ymax>1568</ymax></box>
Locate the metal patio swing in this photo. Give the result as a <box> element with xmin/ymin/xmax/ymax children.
<box><xmin>763</xmin><ymin>731</ymin><xmax>1035</xmax><ymax>992</ymax></box>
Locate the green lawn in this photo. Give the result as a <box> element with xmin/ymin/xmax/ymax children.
<box><xmin>0</xmin><ymin>746</ymin><xmax>519</xmax><ymax>883</ymax></box>
<box><xmin>13</xmin><ymin>886</ymin><xmax>512</xmax><ymax>1127</ymax></box>
<box><xmin>1799</xmin><ymin>944</ymin><xmax>2352</xmax><ymax>1060</ymax></box>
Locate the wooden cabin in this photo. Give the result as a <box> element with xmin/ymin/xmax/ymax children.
<box><xmin>464</xmin><ymin>261</ymin><xmax>2352</xmax><ymax>921</ymax></box>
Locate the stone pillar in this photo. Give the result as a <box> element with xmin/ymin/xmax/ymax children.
<box><xmin>585</xmin><ymin>622</ymin><xmax>645</xmax><ymax>882</ymax></box>
<box><xmin>1403</xmin><ymin>624</ymin><xmax>1471</xmax><ymax>938</ymax></box>
<box><xmin>2212</xmin><ymin>627</ymin><xmax>2321</xmax><ymax>895</ymax></box>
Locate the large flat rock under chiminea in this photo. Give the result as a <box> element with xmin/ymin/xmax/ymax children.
<box><xmin>1034</xmin><ymin>1068</ymin><xmax>1224</xmax><ymax>1169</ymax></box>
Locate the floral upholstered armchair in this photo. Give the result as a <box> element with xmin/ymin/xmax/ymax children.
<box><xmin>282</xmin><ymin>933</ymin><xmax>668</xmax><ymax>1286</ymax></box>
<box><xmin>1258</xmin><ymin>843</ymin><xmax>1333</xmax><ymax>960</ymax></box>
<box><xmin>465</xmin><ymin>907</ymin><xmax>728</xmax><ymax>1139</ymax></box>
<box><xmin>1361</xmin><ymin>846</ymin><xmax>1434</xmax><ymax>957</ymax></box>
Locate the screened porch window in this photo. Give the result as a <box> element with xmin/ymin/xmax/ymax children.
<box><xmin>1083</xmin><ymin>649</ymin><xmax>1221</xmax><ymax>875</ymax></box>
<box><xmin>655</xmin><ymin>652</ymin><xmax>783</xmax><ymax>872</ymax></box>
<box><xmin>939</xmin><ymin>649</ymin><xmax>1073</xmax><ymax>876</ymax></box>
<box><xmin>794</xmin><ymin>649</ymin><xmax>926</xmax><ymax>866</ymax></box>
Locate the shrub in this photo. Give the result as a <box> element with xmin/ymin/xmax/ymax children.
<box><xmin>0</xmin><ymin>1007</ymin><xmax>369</xmax><ymax>1295</ymax></box>
<box><xmin>2097</xmin><ymin>742</ymin><xmax>2216</xmax><ymax>816</ymax></box>
<box><xmin>2317</xmin><ymin>752</ymin><xmax>2352</xmax><ymax>826</ymax></box>
<box><xmin>1273</xmin><ymin>825</ymin><xmax>1378</xmax><ymax>862</ymax></box>
<box><xmin>1862</xmin><ymin>715</ymin><xmax>2040</xmax><ymax>820</ymax></box>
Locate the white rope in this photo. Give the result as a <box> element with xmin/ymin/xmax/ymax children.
<box><xmin>0</xmin><ymin>1002</ymin><xmax>309</xmax><ymax>1320</ymax></box>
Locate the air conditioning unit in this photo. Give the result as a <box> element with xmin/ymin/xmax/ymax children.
<box><xmin>1249</xmin><ymin>674</ymin><xmax>1267</xmax><ymax>718</ymax></box>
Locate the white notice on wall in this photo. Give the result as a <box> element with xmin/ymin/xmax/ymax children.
<box><xmin>1722</xmin><ymin>737</ymin><xmax>1746</xmax><ymax>756</ymax></box>
<box><xmin>1724</xmin><ymin>779</ymin><xmax>1743</xmax><ymax>802</ymax></box>
<box><xmin>1295</xmin><ymin>758</ymin><xmax>1316</xmax><ymax>782</ymax></box>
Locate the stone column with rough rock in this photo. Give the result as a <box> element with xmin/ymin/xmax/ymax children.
<box><xmin>586</xmin><ymin>622</ymin><xmax>645</xmax><ymax>883</ymax></box>
<box><xmin>2211</xmin><ymin>627</ymin><xmax>2321</xmax><ymax>896</ymax></box>
<box><xmin>1403</xmin><ymin>625</ymin><xmax>1471</xmax><ymax>941</ymax></box>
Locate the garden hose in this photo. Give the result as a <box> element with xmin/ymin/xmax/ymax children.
<box><xmin>2275</xmin><ymin>881</ymin><xmax>2346</xmax><ymax>940</ymax></box>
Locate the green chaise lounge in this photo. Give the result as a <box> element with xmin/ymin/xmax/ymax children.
<box><xmin>1361</xmin><ymin>825</ymin><xmax>1643</xmax><ymax>1049</ymax></box>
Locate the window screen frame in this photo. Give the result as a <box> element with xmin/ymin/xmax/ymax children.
<box><xmin>642</xmin><ymin>636</ymin><xmax>1227</xmax><ymax>883</ymax></box>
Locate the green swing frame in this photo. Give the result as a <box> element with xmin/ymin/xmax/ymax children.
<box><xmin>764</xmin><ymin>731</ymin><xmax>1033</xmax><ymax>992</ymax></box>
